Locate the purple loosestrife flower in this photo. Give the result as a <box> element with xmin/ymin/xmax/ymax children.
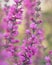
<box><xmin>18</xmin><ymin>0</ymin><xmax>45</xmax><ymax>65</ymax></box>
<box><xmin>2</xmin><ymin>0</ymin><xmax>23</xmax><ymax>65</ymax></box>
<box><xmin>4</xmin><ymin>1</ymin><xmax>23</xmax><ymax>44</ymax></box>
<box><xmin>1</xmin><ymin>0</ymin><xmax>45</xmax><ymax>65</ymax></box>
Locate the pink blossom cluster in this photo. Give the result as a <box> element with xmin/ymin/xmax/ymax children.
<box><xmin>0</xmin><ymin>0</ymin><xmax>52</xmax><ymax>65</ymax></box>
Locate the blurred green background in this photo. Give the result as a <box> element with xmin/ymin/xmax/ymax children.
<box><xmin>41</xmin><ymin>0</ymin><xmax>52</xmax><ymax>51</ymax></box>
